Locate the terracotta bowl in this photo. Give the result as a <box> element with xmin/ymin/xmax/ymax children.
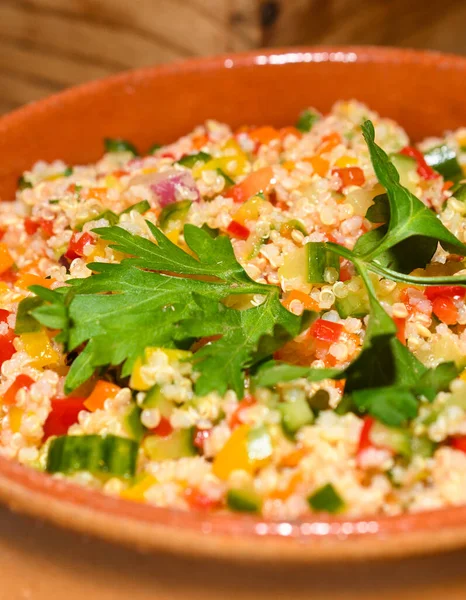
<box><xmin>1</xmin><ymin>46</ymin><xmax>466</xmax><ymax>564</ymax></box>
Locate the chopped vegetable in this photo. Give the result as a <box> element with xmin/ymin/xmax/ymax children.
<box><xmin>43</xmin><ymin>396</ymin><xmax>87</xmax><ymax>440</ymax></box>
<box><xmin>104</xmin><ymin>138</ymin><xmax>138</xmax><ymax>156</ymax></box>
<box><xmin>84</xmin><ymin>380</ymin><xmax>121</xmax><ymax>412</ymax></box>
<box><xmin>227</xmin><ymin>488</ymin><xmax>262</xmax><ymax>513</ymax></box>
<box><xmin>4</xmin><ymin>374</ymin><xmax>34</xmax><ymax>405</ymax></box>
<box><xmin>309</xmin><ymin>319</ymin><xmax>343</xmax><ymax>343</ymax></box>
<box><xmin>225</xmin><ymin>166</ymin><xmax>275</xmax><ymax>204</ymax></box>
<box><xmin>296</xmin><ymin>108</ymin><xmax>320</xmax><ymax>133</ymax></box>
<box><xmin>424</xmin><ymin>145</ymin><xmax>462</xmax><ymax>180</ymax></box>
<box><xmin>143</xmin><ymin>428</ymin><xmax>196</xmax><ymax>460</ymax></box>
<box><xmin>308</xmin><ymin>483</ymin><xmax>344</xmax><ymax>513</ymax></box>
<box><xmin>46</xmin><ymin>434</ymin><xmax>138</xmax><ymax>478</ymax></box>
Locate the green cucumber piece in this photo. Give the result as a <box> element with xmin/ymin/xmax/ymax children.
<box><xmin>279</xmin><ymin>396</ymin><xmax>314</xmax><ymax>438</ymax></box>
<box><xmin>143</xmin><ymin>428</ymin><xmax>196</xmax><ymax>461</ymax></box>
<box><xmin>143</xmin><ymin>385</ymin><xmax>173</xmax><ymax>418</ymax></box>
<box><xmin>306</xmin><ymin>242</ymin><xmax>340</xmax><ymax>284</ymax></box>
<box><xmin>15</xmin><ymin>297</ymin><xmax>43</xmax><ymax>334</ymax></box>
<box><xmin>124</xmin><ymin>404</ymin><xmax>146</xmax><ymax>442</ymax></box>
<box><xmin>120</xmin><ymin>200</ymin><xmax>151</xmax><ymax>215</ymax></box>
<box><xmin>177</xmin><ymin>152</ymin><xmax>211</xmax><ymax>168</ymax></box>
<box><xmin>296</xmin><ymin>108</ymin><xmax>320</xmax><ymax>133</ymax></box>
<box><xmin>308</xmin><ymin>483</ymin><xmax>344</xmax><ymax>513</ymax></box>
<box><xmin>390</xmin><ymin>153</ymin><xmax>418</xmax><ymax>193</ymax></box>
<box><xmin>335</xmin><ymin>284</ymin><xmax>370</xmax><ymax>318</ymax></box>
<box><xmin>75</xmin><ymin>209</ymin><xmax>119</xmax><ymax>232</ymax></box>
<box><xmin>370</xmin><ymin>422</ymin><xmax>411</xmax><ymax>457</ymax></box>
<box><xmin>424</xmin><ymin>145</ymin><xmax>462</xmax><ymax>180</ymax></box>
<box><xmin>46</xmin><ymin>434</ymin><xmax>138</xmax><ymax>478</ymax></box>
<box><xmin>227</xmin><ymin>488</ymin><xmax>262</xmax><ymax>513</ymax></box>
<box><xmin>104</xmin><ymin>138</ymin><xmax>138</xmax><ymax>156</ymax></box>
<box><xmin>247</xmin><ymin>426</ymin><xmax>273</xmax><ymax>462</ymax></box>
<box><xmin>148</xmin><ymin>143</ymin><xmax>162</xmax><ymax>154</ymax></box>
<box><xmin>158</xmin><ymin>200</ymin><xmax>192</xmax><ymax>231</ymax></box>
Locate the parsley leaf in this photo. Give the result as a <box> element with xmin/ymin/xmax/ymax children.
<box><xmin>30</xmin><ymin>225</ymin><xmax>307</xmax><ymax>396</ymax></box>
<box><xmin>358</xmin><ymin>121</ymin><xmax>466</xmax><ymax>265</ymax></box>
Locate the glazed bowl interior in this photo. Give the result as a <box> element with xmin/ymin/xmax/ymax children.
<box><xmin>1</xmin><ymin>46</ymin><xmax>466</xmax><ymax>562</ymax></box>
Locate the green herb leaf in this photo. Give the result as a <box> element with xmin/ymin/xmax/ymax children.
<box><xmin>104</xmin><ymin>138</ymin><xmax>138</xmax><ymax>156</ymax></box>
<box><xmin>296</xmin><ymin>109</ymin><xmax>320</xmax><ymax>133</ymax></box>
<box><xmin>360</xmin><ymin>121</ymin><xmax>466</xmax><ymax>262</ymax></box>
<box><xmin>31</xmin><ymin>225</ymin><xmax>306</xmax><ymax>396</ymax></box>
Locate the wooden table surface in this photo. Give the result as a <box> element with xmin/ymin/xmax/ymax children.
<box><xmin>2</xmin><ymin>505</ymin><xmax>466</xmax><ymax>600</ymax></box>
<box><xmin>1</xmin><ymin>0</ymin><xmax>465</xmax><ymax>115</ymax></box>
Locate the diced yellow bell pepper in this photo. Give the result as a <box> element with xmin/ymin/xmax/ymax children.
<box><xmin>213</xmin><ymin>424</ymin><xmax>253</xmax><ymax>480</ymax></box>
<box><xmin>335</xmin><ymin>155</ymin><xmax>358</xmax><ymax>168</ymax></box>
<box><xmin>233</xmin><ymin>195</ymin><xmax>271</xmax><ymax>226</ymax></box>
<box><xmin>20</xmin><ymin>331</ymin><xmax>60</xmax><ymax>368</ymax></box>
<box><xmin>9</xmin><ymin>406</ymin><xmax>23</xmax><ymax>433</ymax></box>
<box><xmin>460</xmin><ymin>368</ymin><xmax>466</xmax><ymax>382</ymax></box>
<box><xmin>104</xmin><ymin>174</ymin><xmax>121</xmax><ymax>190</ymax></box>
<box><xmin>130</xmin><ymin>347</ymin><xmax>192</xmax><ymax>391</ymax></box>
<box><xmin>120</xmin><ymin>474</ymin><xmax>157</xmax><ymax>502</ymax></box>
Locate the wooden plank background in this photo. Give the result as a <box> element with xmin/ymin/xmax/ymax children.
<box><xmin>1</xmin><ymin>0</ymin><xmax>466</xmax><ymax>115</ymax></box>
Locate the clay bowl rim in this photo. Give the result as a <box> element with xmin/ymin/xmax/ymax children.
<box><xmin>2</xmin><ymin>46</ymin><xmax>466</xmax><ymax>563</ymax></box>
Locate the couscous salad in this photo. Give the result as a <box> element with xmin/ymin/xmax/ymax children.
<box><xmin>1</xmin><ymin>101</ymin><xmax>466</xmax><ymax>519</ymax></box>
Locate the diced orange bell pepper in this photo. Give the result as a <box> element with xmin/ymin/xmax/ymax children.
<box><xmin>4</xmin><ymin>374</ymin><xmax>34</xmax><ymax>405</ymax></box>
<box><xmin>304</xmin><ymin>155</ymin><xmax>329</xmax><ymax>177</ymax></box>
<box><xmin>16</xmin><ymin>273</ymin><xmax>54</xmax><ymax>290</ymax></box>
<box><xmin>249</xmin><ymin>126</ymin><xmax>280</xmax><ymax>146</ymax></box>
<box><xmin>0</xmin><ymin>244</ymin><xmax>14</xmax><ymax>275</ymax></box>
<box><xmin>282</xmin><ymin>290</ymin><xmax>319</xmax><ymax>312</ymax></box>
<box><xmin>225</xmin><ymin>166</ymin><xmax>275</xmax><ymax>204</ymax></box>
<box><xmin>432</xmin><ymin>296</ymin><xmax>458</xmax><ymax>325</ymax></box>
<box><xmin>319</xmin><ymin>132</ymin><xmax>342</xmax><ymax>154</ymax></box>
<box><xmin>84</xmin><ymin>379</ymin><xmax>121</xmax><ymax>412</ymax></box>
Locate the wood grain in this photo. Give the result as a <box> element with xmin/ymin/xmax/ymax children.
<box><xmin>262</xmin><ymin>0</ymin><xmax>466</xmax><ymax>54</ymax></box>
<box><xmin>0</xmin><ymin>0</ymin><xmax>261</xmax><ymax>113</ymax></box>
<box><xmin>1</xmin><ymin>0</ymin><xmax>466</xmax><ymax>114</ymax></box>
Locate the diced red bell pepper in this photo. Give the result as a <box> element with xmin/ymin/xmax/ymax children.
<box><xmin>0</xmin><ymin>309</ymin><xmax>10</xmax><ymax>324</ymax></box>
<box><xmin>24</xmin><ymin>218</ymin><xmax>40</xmax><ymax>236</ymax></box>
<box><xmin>332</xmin><ymin>167</ymin><xmax>365</xmax><ymax>190</ymax></box>
<box><xmin>309</xmin><ymin>319</ymin><xmax>343</xmax><ymax>343</ymax></box>
<box><xmin>432</xmin><ymin>296</ymin><xmax>458</xmax><ymax>325</ymax></box>
<box><xmin>152</xmin><ymin>416</ymin><xmax>173</xmax><ymax>437</ymax></box>
<box><xmin>0</xmin><ymin>330</ymin><xmax>16</xmax><ymax>367</ymax></box>
<box><xmin>394</xmin><ymin>317</ymin><xmax>406</xmax><ymax>345</ymax></box>
<box><xmin>42</xmin><ymin>396</ymin><xmax>87</xmax><ymax>440</ymax></box>
<box><xmin>4</xmin><ymin>374</ymin><xmax>34</xmax><ymax>405</ymax></box>
<box><xmin>226</xmin><ymin>220</ymin><xmax>250</xmax><ymax>240</ymax></box>
<box><xmin>229</xmin><ymin>395</ymin><xmax>256</xmax><ymax>429</ymax></box>
<box><xmin>399</xmin><ymin>146</ymin><xmax>439</xmax><ymax>181</ymax></box>
<box><xmin>65</xmin><ymin>232</ymin><xmax>95</xmax><ymax>260</ymax></box>
<box><xmin>38</xmin><ymin>218</ymin><xmax>55</xmax><ymax>238</ymax></box>
<box><xmin>451</xmin><ymin>436</ymin><xmax>466</xmax><ymax>453</ymax></box>
<box><xmin>0</xmin><ymin>229</ymin><xmax>5</xmax><ymax>242</ymax></box>
<box><xmin>357</xmin><ymin>416</ymin><xmax>375</xmax><ymax>455</ymax></box>
<box><xmin>425</xmin><ymin>286</ymin><xmax>466</xmax><ymax>301</ymax></box>
<box><xmin>224</xmin><ymin>166</ymin><xmax>275</xmax><ymax>204</ymax></box>
<box><xmin>184</xmin><ymin>487</ymin><xmax>221</xmax><ymax>511</ymax></box>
